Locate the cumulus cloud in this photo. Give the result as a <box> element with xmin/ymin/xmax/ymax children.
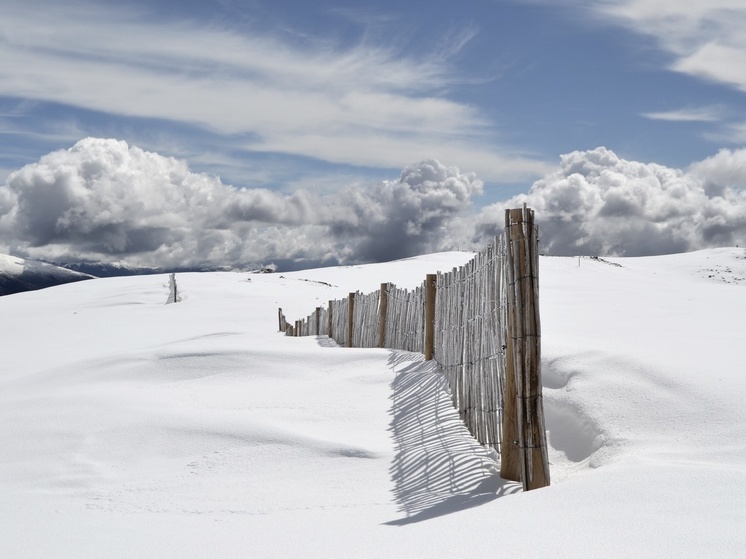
<box><xmin>5</xmin><ymin>139</ymin><xmax>746</xmax><ymax>267</ymax></box>
<box><xmin>689</xmin><ymin>148</ymin><xmax>746</xmax><ymax>192</ymax></box>
<box><xmin>333</xmin><ymin>160</ymin><xmax>482</xmax><ymax>262</ymax></box>
<box><xmin>0</xmin><ymin>138</ymin><xmax>481</xmax><ymax>269</ymax></box>
<box><xmin>472</xmin><ymin>147</ymin><xmax>746</xmax><ymax>256</ymax></box>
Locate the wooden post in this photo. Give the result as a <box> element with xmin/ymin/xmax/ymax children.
<box><xmin>500</xmin><ymin>298</ymin><xmax>521</xmax><ymax>481</ymax></box>
<box><xmin>424</xmin><ymin>274</ymin><xmax>436</xmax><ymax>361</ymax></box>
<box><xmin>328</xmin><ymin>301</ymin><xmax>333</xmax><ymax>340</ymax></box>
<box><xmin>315</xmin><ymin>307</ymin><xmax>321</xmax><ymax>336</ymax></box>
<box><xmin>278</xmin><ymin>308</ymin><xmax>284</xmax><ymax>332</ymax></box>
<box><xmin>348</xmin><ymin>292</ymin><xmax>355</xmax><ymax>348</ymax></box>
<box><xmin>504</xmin><ymin>207</ymin><xmax>550</xmax><ymax>490</ymax></box>
<box><xmin>295</xmin><ymin>320</ymin><xmax>301</xmax><ymax>337</ymax></box>
<box><xmin>378</xmin><ymin>283</ymin><xmax>389</xmax><ymax>348</ymax></box>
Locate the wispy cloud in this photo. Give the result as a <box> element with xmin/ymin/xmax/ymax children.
<box><xmin>0</xmin><ymin>0</ymin><xmax>548</xmax><ymax>183</ymax></box>
<box><xmin>641</xmin><ymin>106</ymin><xmax>724</xmax><ymax>122</ymax></box>
<box><xmin>590</xmin><ymin>1</ymin><xmax>746</xmax><ymax>92</ymax></box>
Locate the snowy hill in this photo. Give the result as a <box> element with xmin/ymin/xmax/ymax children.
<box><xmin>0</xmin><ymin>253</ymin><xmax>94</xmax><ymax>296</ymax></box>
<box><xmin>0</xmin><ymin>249</ymin><xmax>744</xmax><ymax>557</ymax></box>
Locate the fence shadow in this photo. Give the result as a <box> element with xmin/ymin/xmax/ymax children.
<box><xmin>385</xmin><ymin>351</ymin><xmax>521</xmax><ymax>526</ymax></box>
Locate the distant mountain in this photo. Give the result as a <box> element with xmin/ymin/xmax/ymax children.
<box><xmin>60</xmin><ymin>262</ymin><xmax>281</xmax><ymax>277</ymax></box>
<box><xmin>0</xmin><ymin>254</ymin><xmax>95</xmax><ymax>296</ymax></box>
<box><xmin>60</xmin><ymin>261</ymin><xmax>162</xmax><ymax>278</ymax></box>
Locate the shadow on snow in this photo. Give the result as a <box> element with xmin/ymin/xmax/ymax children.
<box><xmin>384</xmin><ymin>351</ymin><xmax>520</xmax><ymax>526</ymax></box>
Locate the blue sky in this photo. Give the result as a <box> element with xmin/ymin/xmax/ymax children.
<box><xmin>2</xmin><ymin>0</ymin><xmax>746</xmax><ymax>267</ymax></box>
<box><xmin>3</xmin><ymin>0</ymin><xmax>745</xmax><ymax>200</ymax></box>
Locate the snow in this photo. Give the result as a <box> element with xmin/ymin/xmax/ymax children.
<box><xmin>0</xmin><ymin>253</ymin><xmax>91</xmax><ymax>280</ymax></box>
<box><xmin>0</xmin><ymin>253</ymin><xmax>93</xmax><ymax>296</ymax></box>
<box><xmin>1</xmin><ymin>249</ymin><xmax>745</xmax><ymax>557</ymax></box>
<box><xmin>0</xmin><ymin>253</ymin><xmax>26</xmax><ymax>276</ymax></box>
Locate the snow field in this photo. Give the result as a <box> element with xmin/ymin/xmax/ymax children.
<box><xmin>1</xmin><ymin>249</ymin><xmax>745</xmax><ymax>557</ymax></box>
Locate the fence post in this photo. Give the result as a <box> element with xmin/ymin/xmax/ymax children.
<box><xmin>378</xmin><ymin>283</ymin><xmax>388</xmax><ymax>348</ymax></box>
<box><xmin>328</xmin><ymin>301</ymin><xmax>333</xmax><ymax>340</ymax></box>
<box><xmin>348</xmin><ymin>293</ymin><xmax>355</xmax><ymax>348</ymax></box>
<box><xmin>424</xmin><ymin>274</ymin><xmax>436</xmax><ymax>361</ymax></box>
<box><xmin>278</xmin><ymin>308</ymin><xmax>284</xmax><ymax>332</ymax></box>
<box><xmin>315</xmin><ymin>307</ymin><xmax>321</xmax><ymax>335</ymax></box>
<box><xmin>504</xmin><ymin>206</ymin><xmax>550</xmax><ymax>491</ymax></box>
<box><xmin>501</xmin><ymin>290</ymin><xmax>521</xmax><ymax>480</ymax></box>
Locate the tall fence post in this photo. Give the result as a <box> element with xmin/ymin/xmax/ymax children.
<box><xmin>278</xmin><ymin>308</ymin><xmax>284</xmax><ymax>332</ymax></box>
<box><xmin>378</xmin><ymin>283</ymin><xmax>389</xmax><ymax>348</ymax></box>
<box><xmin>348</xmin><ymin>292</ymin><xmax>355</xmax><ymax>348</ymax></box>
<box><xmin>504</xmin><ymin>206</ymin><xmax>550</xmax><ymax>491</ymax></box>
<box><xmin>315</xmin><ymin>307</ymin><xmax>321</xmax><ymax>336</ymax></box>
<box><xmin>424</xmin><ymin>274</ymin><xmax>436</xmax><ymax>361</ymax></box>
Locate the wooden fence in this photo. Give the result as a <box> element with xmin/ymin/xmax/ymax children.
<box><xmin>277</xmin><ymin>207</ymin><xmax>549</xmax><ymax>491</ymax></box>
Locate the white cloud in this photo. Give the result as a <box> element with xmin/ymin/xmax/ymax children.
<box><xmin>689</xmin><ymin>148</ymin><xmax>746</xmax><ymax>191</ymax></box>
<box><xmin>4</xmin><ymin>140</ymin><xmax>746</xmax><ymax>265</ymax></box>
<box><xmin>472</xmin><ymin>147</ymin><xmax>746</xmax><ymax>256</ymax></box>
<box><xmin>704</xmin><ymin>121</ymin><xmax>746</xmax><ymax>144</ymax></box>
<box><xmin>0</xmin><ymin>0</ymin><xmax>548</xmax><ymax>183</ymax></box>
<box><xmin>0</xmin><ymin>138</ymin><xmax>482</xmax><ymax>269</ymax></box>
<box><xmin>590</xmin><ymin>1</ymin><xmax>746</xmax><ymax>92</ymax></box>
<box><xmin>641</xmin><ymin>106</ymin><xmax>723</xmax><ymax>122</ymax></box>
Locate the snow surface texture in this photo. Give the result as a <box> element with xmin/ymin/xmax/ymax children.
<box><xmin>0</xmin><ymin>253</ymin><xmax>93</xmax><ymax>296</ymax></box>
<box><xmin>0</xmin><ymin>249</ymin><xmax>744</xmax><ymax>557</ymax></box>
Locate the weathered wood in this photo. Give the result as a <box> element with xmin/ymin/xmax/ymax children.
<box><xmin>424</xmin><ymin>274</ymin><xmax>436</xmax><ymax>360</ymax></box>
<box><xmin>501</xmin><ymin>209</ymin><xmax>522</xmax><ymax>481</ymax></box>
<box><xmin>504</xmin><ymin>207</ymin><xmax>549</xmax><ymax>490</ymax></box>
<box><xmin>328</xmin><ymin>301</ymin><xmax>333</xmax><ymax>340</ymax></box>
<box><xmin>315</xmin><ymin>307</ymin><xmax>321</xmax><ymax>336</ymax></box>
<box><xmin>348</xmin><ymin>292</ymin><xmax>355</xmax><ymax>348</ymax></box>
<box><xmin>378</xmin><ymin>283</ymin><xmax>388</xmax><ymax>348</ymax></box>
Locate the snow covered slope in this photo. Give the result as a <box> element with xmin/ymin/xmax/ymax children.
<box><xmin>0</xmin><ymin>249</ymin><xmax>744</xmax><ymax>557</ymax></box>
<box><xmin>0</xmin><ymin>253</ymin><xmax>94</xmax><ymax>296</ymax></box>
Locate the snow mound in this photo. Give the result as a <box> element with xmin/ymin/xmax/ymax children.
<box><xmin>0</xmin><ymin>249</ymin><xmax>744</xmax><ymax>557</ymax></box>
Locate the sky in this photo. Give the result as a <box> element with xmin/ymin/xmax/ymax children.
<box><xmin>2</xmin><ymin>0</ymin><xmax>746</xmax><ymax>268</ymax></box>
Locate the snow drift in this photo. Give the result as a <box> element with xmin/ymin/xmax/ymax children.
<box><xmin>0</xmin><ymin>249</ymin><xmax>744</xmax><ymax>557</ymax></box>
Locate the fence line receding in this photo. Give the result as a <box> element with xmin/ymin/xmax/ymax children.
<box><xmin>277</xmin><ymin>207</ymin><xmax>549</xmax><ymax>491</ymax></box>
